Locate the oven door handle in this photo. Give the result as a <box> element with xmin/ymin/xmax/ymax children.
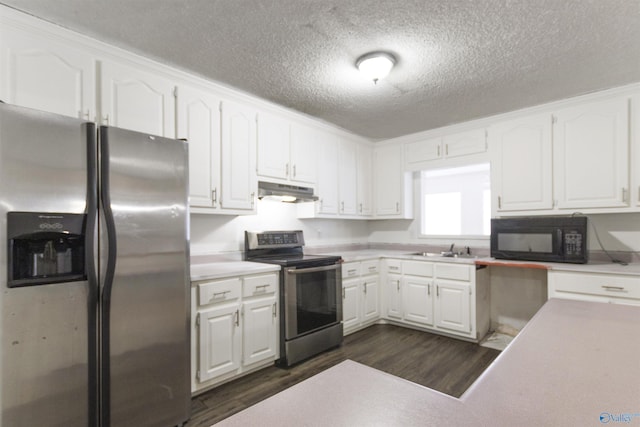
<box><xmin>285</xmin><ymin>264</ymin><xmax>340</xmax><ymax>274</ymax></box>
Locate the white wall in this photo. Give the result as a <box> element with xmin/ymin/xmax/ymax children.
<box><xmin>190</xmin><ymin>199</ymin><xmax>369</xmax><ymax>255</ymax></box>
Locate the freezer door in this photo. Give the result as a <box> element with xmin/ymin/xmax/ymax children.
<box><xmin>0</xmin><ymin>103</ymin><xmax>95</xmax><ymax>427</ymax></box>
<box><xmin>99</xmin><ymin>126</ymin><xmax>190</xmax><ymax>427</ymax></box>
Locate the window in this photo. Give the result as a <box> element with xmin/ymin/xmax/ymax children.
<box><xmin>420</xmin><ymin>163</ymin><xmax>491</xmax><ymax>237</ymax></box>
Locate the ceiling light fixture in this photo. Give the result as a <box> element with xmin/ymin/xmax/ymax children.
<box><xmin>356</xmin><ymin>52</ymin><xmax>396</xmax><ymax>84</ymax></box>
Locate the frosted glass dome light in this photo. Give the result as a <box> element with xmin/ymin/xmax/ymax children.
<box><xmin>356</xmin><ymin>52</ymin><xmax>396</xmax><ymax>84</ymax></box>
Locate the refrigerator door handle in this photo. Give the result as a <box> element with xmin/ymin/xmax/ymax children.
<box><xmin>84</xmin><ymin>122</ymin><xmax>100</xmax><ymax>427</ymax></box>
<box><xmin>99</xmin><ymin>126</ymin><xmax>118</xmax><ymax>427</ymax></box>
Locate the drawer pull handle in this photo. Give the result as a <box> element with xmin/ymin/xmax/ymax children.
<box><xmin>211</xmin><ymin>290</ymin><xmax>231</xmax><ymax>299</ymax></box>
<box><xmin>389</xmin><ymin>266</ymin><xmax>399</xmax><ymax>271</ymax></box>
<box><xmin>348</xmin><ymin>269</ymin><xmax>357</xmax><ymax>275</ymax></box>
<box><xmin>368</xmin><ymin>266</ymin><xmax>376</xmax><ymax>271</ymax></box>
<box><xmin>255</xmin><ymin>284</ymin><xmax>269</xmax><ymax>291</ymax></box>
<box><xmin>602</xmin><ymin>285</ymin><xmax>625</xmax><ymax>292</ymax></box>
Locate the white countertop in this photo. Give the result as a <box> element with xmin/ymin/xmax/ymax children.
<box><xmin>190</xmin><ymin>261</ymin><xmax>280</xmax><ymax>282</ymax></box>
<box><xmin>315</xmin><ymin>249</ymin><xmax>640</xmax><ymax>275</ymax></box>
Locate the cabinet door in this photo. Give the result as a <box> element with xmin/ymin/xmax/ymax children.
<box><xmin>357</xmin><ymin>143</ymin><xmax>373</xmax><ymax>216</ymax></box>
<box><xmin>176</xmin><ymin>85</ymin><xmax>221</xmax><ymax>208</ymax></box>
<box><xmin>491</xmin><ymin>114</ymin><xmax>553</xmax><ymax>211</ymax></box>
<box><xmin>290</xmin><ymin>123</ymin><xmax>318</xmax><ymax>184</ymax></box>
<box><xmin>386</xmin><ymin>273</ymin><xmax>403</xmax><ymax>320</ymax></box>
<box><xmin>342</xmin><ymin>279</ymin><xmax>361</xmax><ymax>331</ymax></box>
<box><xmin>220</xmin><ymin>99</ymin><xmax>257</xmax><ymax>211</ymax></box>
<box><xmin>0</xmin><ymin>26</ymin><xmax>95</xmax><ymax>119</ymax></box>
<box><xmin>404</xmin><ymin>137</ymin><xmax>442</xmax><ymax>169</ymax></box>
<box><xmin>434</xmin><ymin>280</ymin><xmax>471</xmax><ymax>333</ymax></box>
<box><xmin>316</xmin><ymin>132</ymin><xmax>339</xmax><ymax>214</ymax></box>
<box><xmin>374</xmin><ymin>144</ymin><xmax>405</xmax><ymax>217</ymax></box>
<box><xmin>402</xmin><ymin>276</ymin><xmax>434</xmax><ymax>326</ymax></box>
<box><xmin>553</xmin><ymin>97</ymin><xmax>630</xmax><ymax>209</ymax></box>
<box><xmin>339</xmin><ymin>139</ymin><xmax>358</xmax><ymax>215</ymax></box>
<box><xmin>362</xmin><ymin>277</ymin><xmax>380</xmax><ymax>322</ymax></box>
<box><xmin>197</xmin><ymin>304</ymin><xmax>241</xmax><ymax>383</ymax></box>
<box><xmin>242</xmin><ymin>297</ymin><xmax>278</xmax><ymax>366</ymax></box>
<box><xmin>257</xmin><ymin>112</ymin><xmax>289</xmax><ymax>180</ymax></box>
<box><xmin>100</xmin><ymin>60</ymin><xmax>175</xmax><ymax>137</ymax></box>
<box><xmin>442</xmin><ymin>129</ymin><xmax>487</xmax><ymax>158</ymax></box>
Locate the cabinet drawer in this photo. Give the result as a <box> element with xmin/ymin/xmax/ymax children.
<box><xmin>361</xmin><ymin>260</ymin><xmax>379</xmax><ymax>275</ymax></box>
<box><xmin>342</xmin><ymin>262</ymin><xmax>361</xmax><ymax>278</ymax></box>
<box><xmin>550</xmin><ymin>272</ymin><xmax>640</xmax><ymax>299</ymax></box>
<box><xmin>243</xmin><ymin>274</ymin><xmax>278</xmax><ymax>297</ymax></box>
<box><xmin>436</xmin><ymin>264</ymin><xmax>471</xmax><ymax>281</ymax></box>
<box><xmin>198</xmin><ymin>278</ymin><xmax>241</xmax><ymax>306</ymax></box>
<box><xmin>385</xmin><ymin>259</ymin><xmax>402</xmax><ymax>274</ymax></box>
<box><xmin>403</xmin><ymin>260</ymin><xmax>433</xmax><ymax>277</ymax></box>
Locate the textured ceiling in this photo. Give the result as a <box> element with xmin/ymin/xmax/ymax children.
<box><xmin>2</xmin><ymin>0</ymin><xmax>640</xmax><ymax>140</ymax></box>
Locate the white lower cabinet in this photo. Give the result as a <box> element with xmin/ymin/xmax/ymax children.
<box><xmin>403</xmin><ymin>275</ymin><xmax>434</xmax><ymax>326</ymax></box>
<box><xmin>341</xmin><ymin>260</ymin><xmax>380</xmax><ymax>334</ymax></box>
<box><xmin>192</xmin><ymin>272</ymin><xmax>279</xmax><ymax>393</ymax></box>
<box><xmin>383</xmin><ymin>259</ymin><xmax>489</xmax><ymax>342</ymax></box>
<box><xmin>434</xmin><ymin>279</ymin><xmax>471</xmax><ymax>334</ymax></box>
<box><xmin>548</xmin><ymin>271</ymin><xmax>640</xmax><ymax>306</ymax></box>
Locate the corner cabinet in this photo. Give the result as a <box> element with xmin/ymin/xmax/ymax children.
<box><xmin>382</xmin><ymin>259</ymin><xmax>490</xmax><ymax>342</ymax></box>
<box><xmin>220</xmin><ymin>99</ymin><xmax>258</xmax><ymax>212</ymax></box>
<box><xmin>192</xmin><ymin>272</ymin><xmax>279</xmax><ymax>394</ymax></box>
<box><xmin>373</xmin><ymin>144</ymin><xmax>412</xmax><ymax>218</ymax></box>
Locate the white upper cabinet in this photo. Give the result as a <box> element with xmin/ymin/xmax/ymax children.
<box><xmin>257</xmin><ymin>112</ymin><xmax>290</xmax><ymax>181</ymax></box>
<box><xmin>257</xmin><ymin>113</ymin><xmax>317</xmax><ymax>185</ymax></box>
<box><xmin>490</xmin><ymin>113</ymin><xmax>553</xmax><ymax>211</ymax></box>
<box><xmin>100</xmin><ymin>60</ymin><xmax>176</xmax><ymax>137</ymax></box>
<box><xmin>442</xmin><ymin>129</ymin><xmax>487</xmax><ymax>159</ymax></box>
<box><xmin>404</xmin><ymin>129</ymin><xmax>487</xmax><ymax>170</ymax></box>
<box><xmin>374</xmin><ymin>144</ymin><xmax>412</xmax><ymax>218</ymax></box>
<box><xmin>176</xmin><ymin>85</ymin><xmax>221</xmax><ymax>209</ymax></box>
<box><xmin>220</xmin><ymin>99</ymin><xmax>257</xmax><ymax>212</ymax></box>
<box><xmin>357</xmin><ymin>142</ymin><xmax>373</xmax><ymax>216</ymax></box>
<box><xmin>289</xmin><ymin>123</ymin><xmax>317</xmax><ymax>184</ymax></box>
<box><xmin>339</xmin><ymin>138</ymin><xmax>358</xmax><ymax>215</ymax></box>
<box><xmin>0</xmin><ymin>25</ymin><xmax>95</xmax><ymax>119</ymax></box>
<box><xmin>314</xmin><ymin>131</ymin><xmax>339</xmax><ymax>215</ymax></box>
<box><xmin>553</xmin><ymin>97</ymin><xmax>630</xmax><ymax>210</ymax></box>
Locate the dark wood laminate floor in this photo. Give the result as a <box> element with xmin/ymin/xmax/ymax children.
<box><xmin>186</xmin><ymin>324</ymin><xmax>500</xmax><ymax>427</ymax></box>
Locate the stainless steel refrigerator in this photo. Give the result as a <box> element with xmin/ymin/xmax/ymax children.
<box><xmin>0</xmin><ymin>103</ymin><xmax>191</xmax><ymax>427</ymax></box>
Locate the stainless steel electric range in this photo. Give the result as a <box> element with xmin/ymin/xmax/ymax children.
<box><xmin>244</xmin><ymin>230</ymin><xmax>343</xmax><ymax>366</ymax></box>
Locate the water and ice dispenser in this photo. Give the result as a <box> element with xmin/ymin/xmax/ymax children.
<box><xmin>7</xmin><ymin>212</ymin><xmax>86</xmax><ymax>287</ymax></box>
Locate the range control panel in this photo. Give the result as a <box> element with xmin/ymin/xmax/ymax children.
<box><xmin>257</xmin><ymin>232</ymin><xmax>299</xmax><ymax>246</ymax></box>
<box><xmin>246</xmin><ymin>230</ymin><xmax>305</xmax><ymax>250</ymax></box>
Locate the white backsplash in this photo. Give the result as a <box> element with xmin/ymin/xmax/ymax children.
<box><xmin>190</xmin><ymin>199</ymin><xmax>369</xmax><ymax>256</ymax></box>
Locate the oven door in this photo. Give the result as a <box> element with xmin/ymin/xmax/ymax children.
<box><xmin>284</xmin><ymin>263</ymin><xmax>342</xmax><ymax>341</ymax></box>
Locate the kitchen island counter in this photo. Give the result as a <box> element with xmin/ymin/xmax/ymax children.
<box><xmin>213</xmin><ymin>299</ymin><xmax>640</xmax><ymax>426</ymax></box>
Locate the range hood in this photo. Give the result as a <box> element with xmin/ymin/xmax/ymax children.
<box><xmin>257</xmin><ymin>181</ymin><xmax>318</xmax><ymax>203</ymax></box>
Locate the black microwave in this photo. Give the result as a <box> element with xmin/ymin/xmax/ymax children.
<box><xmin>490</xmin><ymin>216</ymin><xmax>588</xmax><ymax>264</ymax></box>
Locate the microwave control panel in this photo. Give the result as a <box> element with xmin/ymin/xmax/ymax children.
<box><xmin>564</xmin><ymin>232</ymin><xmax>583</xmax><ymax>255</ymax></box>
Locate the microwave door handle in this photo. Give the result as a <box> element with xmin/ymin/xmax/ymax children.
<box><xmin>285</xmin><ymin>264</ymin><xmax>340</xmax><ymax>275</ymax></box>
<box><xmin>557</xmin><ymin>229</ymin><xmax>564</xmax><ymax>256</ymax></box>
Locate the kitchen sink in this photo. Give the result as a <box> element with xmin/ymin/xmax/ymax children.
<box><xmin>410</xmin><ymin>252</ymin><xmax>476</xmax><ymax>259</ymax></box>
